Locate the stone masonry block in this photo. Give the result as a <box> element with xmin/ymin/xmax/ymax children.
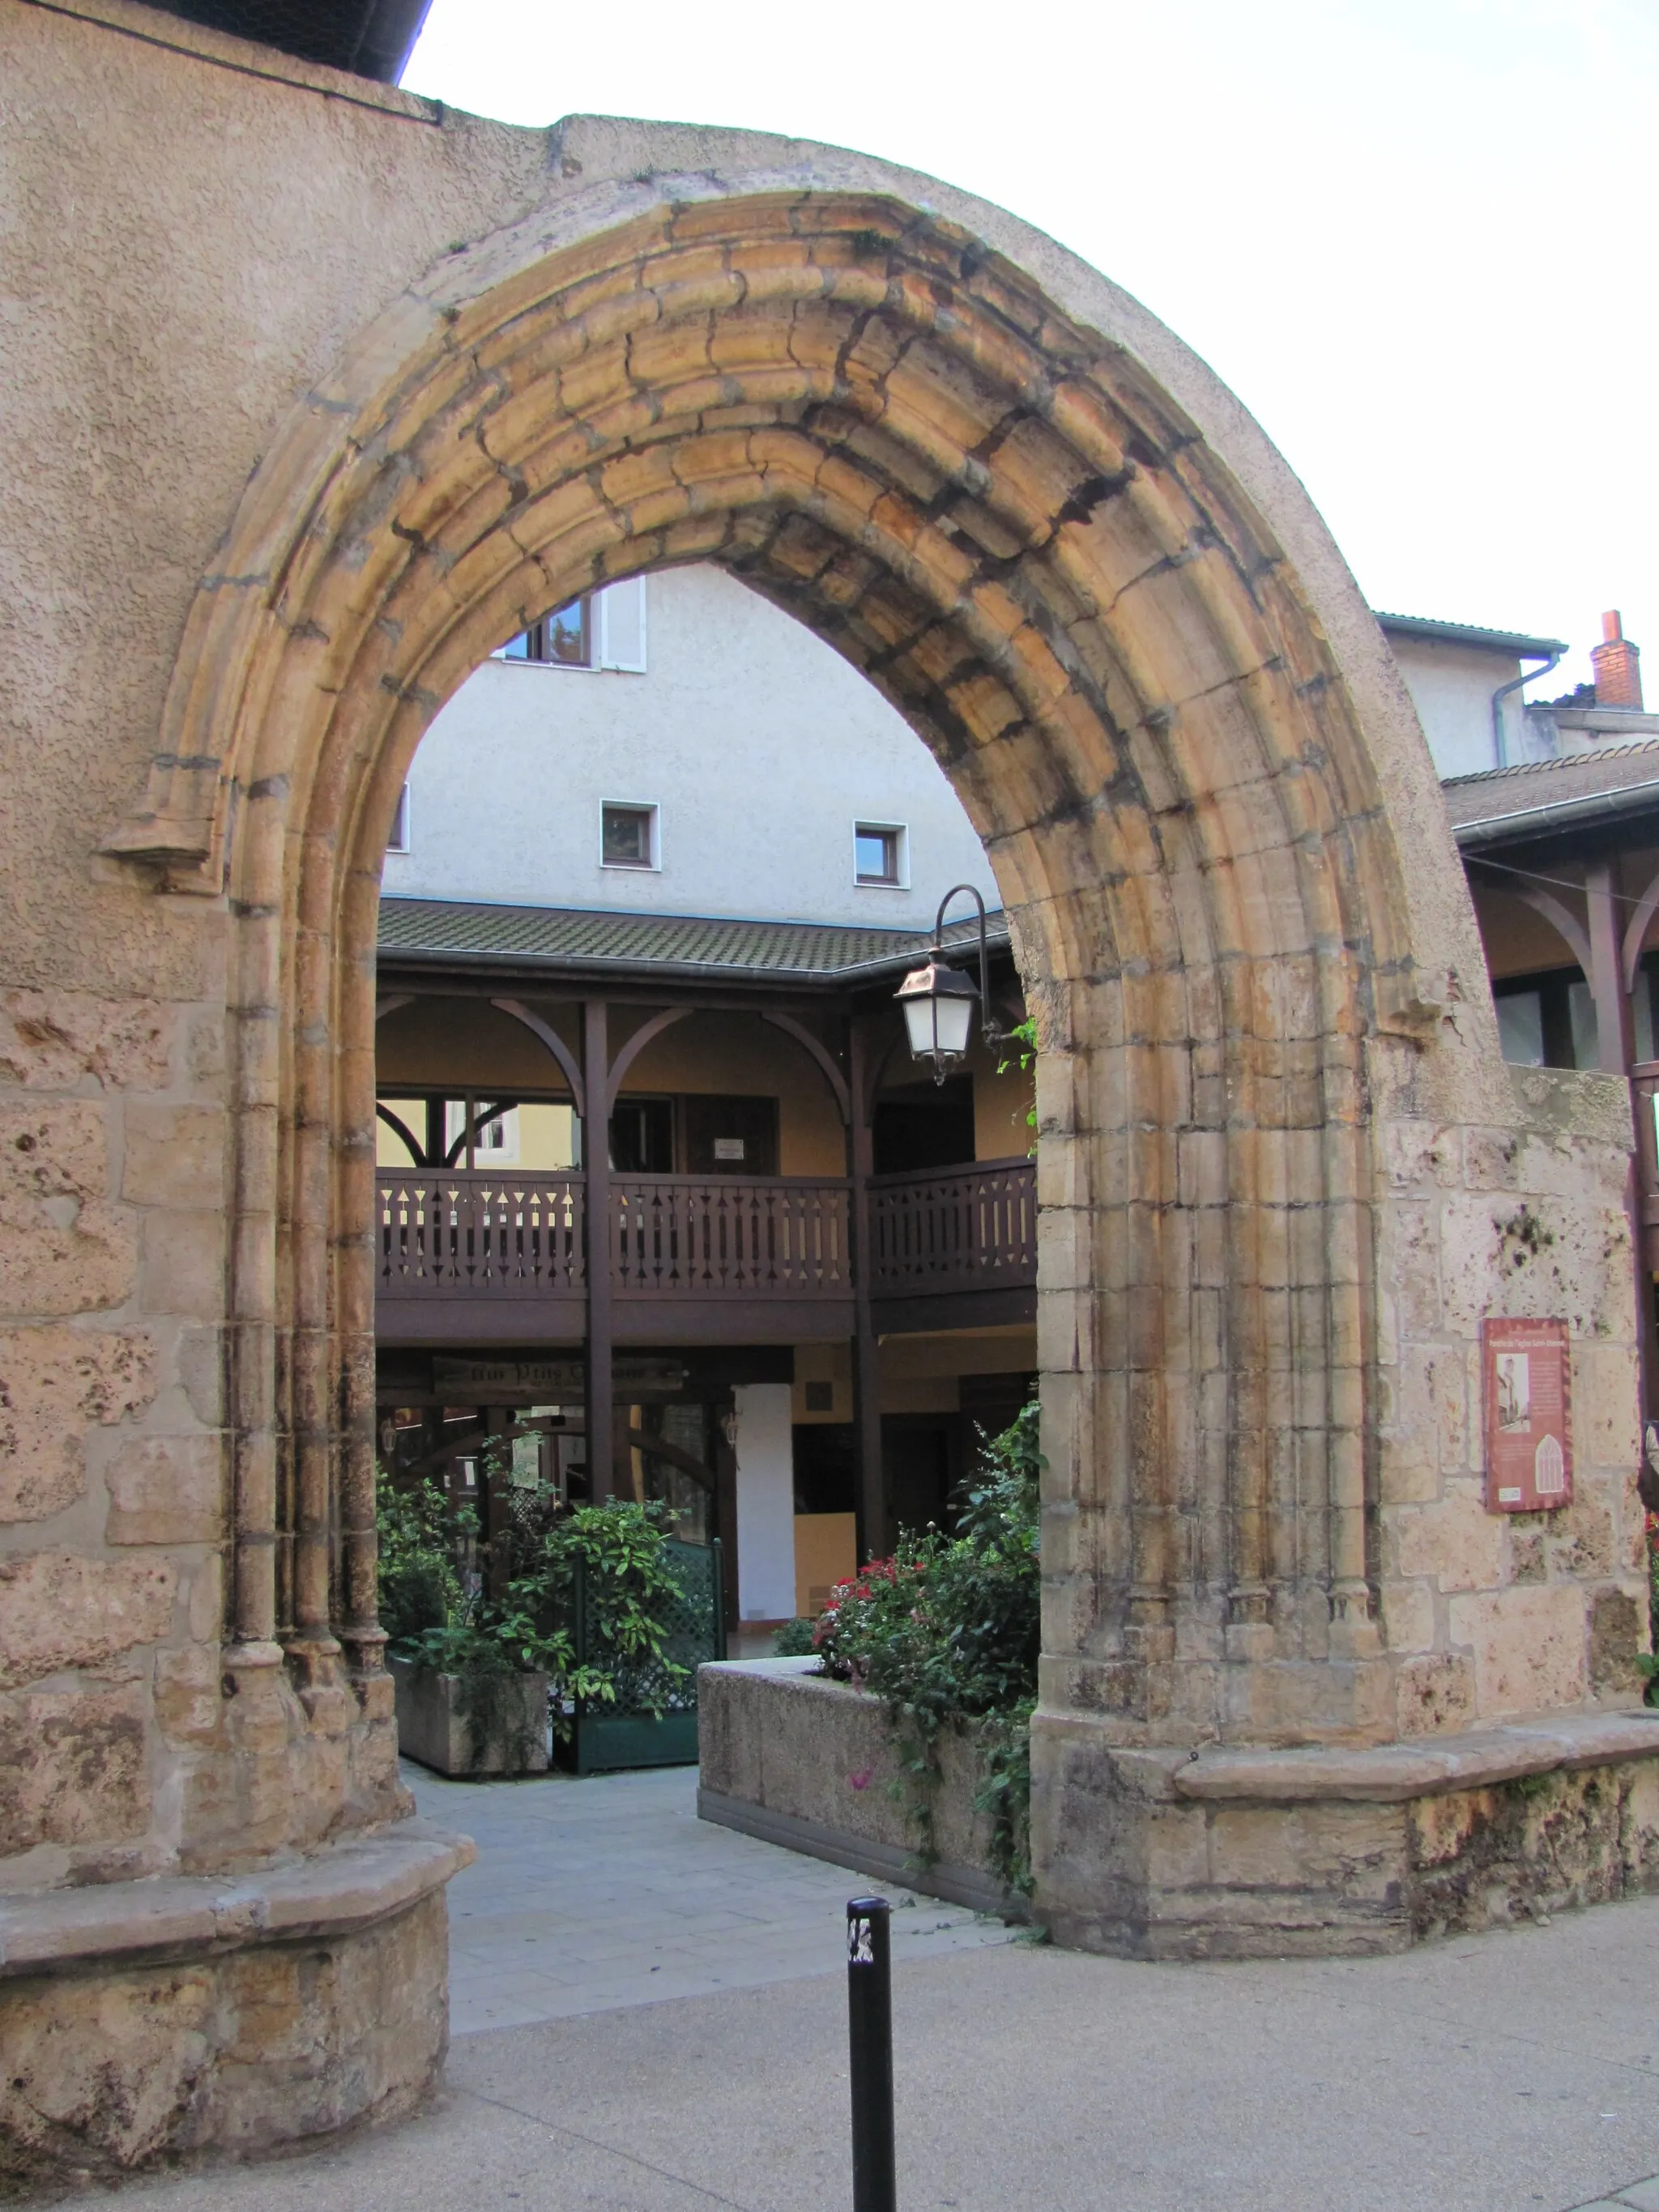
<box><xmin>0</xmin><ymin>1551</ymin><xmax>176</xmax><ymax>1687</ymax></box>
<box><xmin>106</xmin><ymin>1432</ymin><xmax>225</xmax><ymax>1547</ymax></box>
<box><xmin>1448</xmin><ymin>1583</ymin><xmax>1588</xmax><ymax>1719</ymax></box>
<box><xmin>1394</xmin><ymin>1652</ymin><xmax>1477</xmax><ymax>1737</ymax></box>
<box><xmin>0</xmin><ymin>1191</ymin><xmax>137</xmax><ymax>1315</ymax></box>
<box><xmin>0</xmin><ymin>1328</ymin><xmax>156</xmax><ymax>1523</ymax></box>
<box><xmin>0</xmin><ymin>991</ymin><xmax>172</xmax><ymax>1093</ymax></box>
<box><xmin>0</xmin><ymin>1098</ymin><xmax>109</xmax><ymax>1200</ymax></box>
<box><xmin>1392</xmin><ymin>1485</ymin><xmax>1503</xmax><ymax>1592</ymax></box>
<box><xmin>138</xmin><ymin>1208</ymin><xmax>226</xmax><ymax>1320</ymax></box>
<box><xmin>1579</xmin><ymin>1342</ymin><xmax>1640</xmax><ymax>1468</ymax></box>
<box><xmin>0</xmin><ymin>1682</ymin><xmax>149</xmax><ymax>1851</ymax></box>
<box><xmin>120</xmin><ymin>1105</ymin><xmax>226</xmax><ymax>1212</ymax></box>
<box><xmin>1380</xmin><ymin>1120</ymin><xmax>1458</xmax><ymax>1192</ymax></box>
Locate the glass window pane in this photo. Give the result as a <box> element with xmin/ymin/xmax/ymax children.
<box><xmin>547</xmin><ymin>599</ymin><xmax>589</xmax><ymax>665</ymax></box>
<box><xmin>1496</xmin><ymin>991</ymin><xmax>1546</xmax><ymax>1067</ymax></box>
<box><xmin>501</xmin><ymin>629</ymin><xmax>531</xmax><ymax>658</ymax></box>
<box><xmin>855</xmin><ymin>828</ymin><xmax>896</xmax><ymax>882</ymax></box>
<box><xmin>603</xmin><ymin>805</ymin><xmax>652</xmax><ymax>866</ymax></box>
<box><xmin>1567</xmin><ymin>979</ymin><xmax>1600</xmax><ymax>1070</ymax></box>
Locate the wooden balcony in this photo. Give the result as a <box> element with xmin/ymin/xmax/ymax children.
<box><xmin>868</xmin><ymin>1156</ymin><xmax>1039</xmax><ymax>1332</ymax></box>
<box><xmin>376</xmin><ymin>1157</ymin><xmax>1035</xmax><ymax>1345</ymax></box>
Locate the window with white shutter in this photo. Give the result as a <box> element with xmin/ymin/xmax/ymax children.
<box><xmin>596</xmin><ymin>576</ymin><xmax>648</xmax><ymax>672</ymax></box>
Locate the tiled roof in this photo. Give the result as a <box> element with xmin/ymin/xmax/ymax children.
<box><xmin>1377</xmin><ymin>612</ymin><xmax>1566</xmax><ymax>658</ymax></box>
<box><xmin>377</xmin><ymin>897</ymin><xmax>1010</xmax><ymax>983</ymax></box>
<box><xmin>1443</xmin><ymin>739</ymin><xmax>1659</xmax><ymax>843</ymax></box>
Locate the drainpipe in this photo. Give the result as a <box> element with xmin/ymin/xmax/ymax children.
<box><xmin>1491</xmin><ymin>646</ymin><xmax>1564</xmax><ymax>768</ymax></box>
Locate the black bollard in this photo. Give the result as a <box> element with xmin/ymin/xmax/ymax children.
<box><xmin>846</xmin><ymin>1896</ymin><xmax>896</xmax><ymax>2212</ymax></box>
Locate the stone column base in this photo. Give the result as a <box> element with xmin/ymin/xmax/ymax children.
<box><xmin>0</xmin><ymin>1821</ymin><xmax>474</xmax><ymax>2189</ymax></box>
<box><xmin>1032</xmin><ymin>1709</ymin><xmax>1659</xmax><ymax>1958</ymax></box>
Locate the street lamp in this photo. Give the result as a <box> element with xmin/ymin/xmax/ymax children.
<box><xmin>895</xmin><ymin>884</ymin><xmax>1005</xmax><ymax>1083</ymax></box>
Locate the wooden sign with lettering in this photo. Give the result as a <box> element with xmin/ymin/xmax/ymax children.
<box><xmin>1482</xmin><ymin>1316</ymin><xmax>1572</xmax><ymax>1513</ymax></box>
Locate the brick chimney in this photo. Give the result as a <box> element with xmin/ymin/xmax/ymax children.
<box><xmin>1592</xmin><ymin>609</ymin><xmax>1644</xmax><ymax>710</ymax></box>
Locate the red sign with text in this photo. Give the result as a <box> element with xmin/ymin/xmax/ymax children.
<box><xmin>1482</xmin><ymin>1316</ymin><xmax>1572</xmax><ymax>1513</ymax></box>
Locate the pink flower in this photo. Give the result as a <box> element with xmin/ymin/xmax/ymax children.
<box><xmin>849</xmin><ymin>1767</ymin><xmax>874</xmax><ymax>1791</ymax></box>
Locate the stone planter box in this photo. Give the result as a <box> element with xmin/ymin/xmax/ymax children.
<box><xmin>390</xmin><ymin>1656</ymin><xmax>548</xmax><ymax>1776</ymax></box>
<box><xmin>696</xmin><ymin>1656</ymin><xmax>1027</xmax><ymax>1917</ymax></box>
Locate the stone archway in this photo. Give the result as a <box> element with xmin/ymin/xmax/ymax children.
<box><xmin>6</xmin><ymin>64</ymin><xmax>1648</xmax><ymax>2180</ymax></box>
<box><xmin>110</xmin><ymin>173</ymin><xmax>1456</xmax><ymax>1786</ymax></box>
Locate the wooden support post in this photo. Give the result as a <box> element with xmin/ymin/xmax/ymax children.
<box><xmin>1588</xmin><ymin>862</ymin><xmax>1659</xmax><ymax>1451</ymax></box>
<box><xmin>582</xmin><ymin>998</ymin><xmax>615</xmax><ymax>1502</ymax></box>
<box><xmin>1587</xmin><ymin>860</ymin><xmax>1636</xmax><ymax>1076</ymax></box>
<box><xmin>848</xmin><ymin>1018</ymin><xmax>885</xmax><ymax>1564</ymax></box>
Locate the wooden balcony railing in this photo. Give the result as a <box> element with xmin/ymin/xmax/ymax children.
<box><xmin>868</xmin><ymin>1156</ymin><xmax>1037</xmax><ymax>1297</ymax></box>
<box><xmin>379</xmin><ymin>1172</ymin><xmax>586</xmax><ymax>1299</ymax></box>
<box><xmin>377</xmin><ymin>1159</ymin><xmax>1035</xmax><ymax>1309</ymax></box>
<box><xmin>609</xmin><ymin>1173</ymin><xmax>852</xmax><ymax>1298</ymax></box>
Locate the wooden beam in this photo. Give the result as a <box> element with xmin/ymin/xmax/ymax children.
<box><xmin>582</xmin><ymin>998</ymin><xmax>616</xmax><ymax>1501</ymax></box>
<box><xmin>848</xmin><ymin>1016</ymin><xmax>885</xmax><ymax>1565</ymax></box>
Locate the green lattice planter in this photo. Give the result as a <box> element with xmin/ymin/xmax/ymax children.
<box><xmin>555</xmin><ymin>1537</ymin><xmax>724</xmax><ymax>1775</ymax></box>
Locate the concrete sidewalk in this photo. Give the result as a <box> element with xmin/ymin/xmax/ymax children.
<box><xmin>420</xmin><ymin>1762</ymin><xmax>1014</xmax><ymax>2031</ymax></box>
<box><xmin>124</xmin><ymin>1890</ymin><xmax>1659</xmax><ymax>2212</ymax></box>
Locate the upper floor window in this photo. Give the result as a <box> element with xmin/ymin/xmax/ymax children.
<box><xmin>855</xmin><ymin>821</ymin><xmax>907</xmax><ymax>888</ymax></box>
<box><xmin>602</xmin><ymin>801</ymin><xmax>659</xmax><ymax>870</ymax></box>
<box><xmin>386</xmin><ymin>784</ymin><xmax>411</xmax><ymax>855</ymax></box>
<box><xmin>497</xmin><ymin>577</ymin><xmax>649</xmax><ymax>672</ymax></box>
<box><xmin>504</xmin><ymin>598</ymin><xmax>591</xmax><ymax>667</ymax></box>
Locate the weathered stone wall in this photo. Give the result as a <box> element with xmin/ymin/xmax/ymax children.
<box><xmin>0</xmin><ymin>0</ymin><xmax>1650</xmax><ymax>2082</ymax></box>
<box><xmin>1</xmin><ymin>1887</ymin><xmax>450</xmax><ymax>2186</ymax></box>
<box><xmin>697</xmin><ymin>1657</ymin><xmax>1024</xmax><ymax>1916</ymax></box>
<box><xmin>1374</xmin><ymin>1059</ymin><xmax>1647</xmax><ymax>1738</ymax></box>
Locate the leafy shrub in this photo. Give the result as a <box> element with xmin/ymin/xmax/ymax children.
<box><xmin>379</xmin><ymin>1467</ymin><xmax>693</xmax><ymax>1768</ymax></box>
<box><xmin>772</xmin><ymin>1617</ymin><xmax>819</xmax><ymax>1656</ymax></box>
<box><xmin>812</xmin><ymin>1401</ymin><xmax>1041</xmax><ymax>1893</ymax></box>
<box><xmin>376</xmin><ymin>1468</ymin><xmax>469</xmax><ymax>1646</ymax></box>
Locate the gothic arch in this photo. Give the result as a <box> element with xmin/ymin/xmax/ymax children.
<box><xmin>109</xmin><ymin>175</ymin><xmax>1465</xmax><ymax>1750</ymax></box>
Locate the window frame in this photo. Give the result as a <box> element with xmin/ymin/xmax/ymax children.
<box><xmin>386</xmin><ymin>783</ymin><xmax>411</xmax><ymax>855</ymax></box>
<box><xmin>600</xmin><ymin>799</ymin><xmax>661</xmax><ymax>872</ymax></box>
<box><xmin>854</xmin><ymin>820</ymin><xmax>909</xmax><ymax>889</ymax></box>
<box><xmin>497</xmin><ymin>595</ymin><xmax>595</xmax><ymax>669</ymax></box>
<box><xmin>1491</xmin><ymin>965</ymin><xmax>1598</xmax><ymax>1071</ymax></box>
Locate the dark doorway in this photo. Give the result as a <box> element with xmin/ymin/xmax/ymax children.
<box><xmin>872</xmin><ymin>1076</ymin><xmax>975</xmax><ymax>1174</ymax></box>
<box><xmin>882</xmin><ymin>1413</ymin><xmax>962</xmax><ymax>1538</ymax></box>
<box><xmin>610</xmin><ymin>1096</ymin><xmax>675</xmax><ymax>1172</ymax></box>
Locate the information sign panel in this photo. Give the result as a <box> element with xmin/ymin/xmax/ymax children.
<box><xmin>1482</xmin><ymin>1316</ymin><xmax>1572</xmax><ymax>1512</ymax></box>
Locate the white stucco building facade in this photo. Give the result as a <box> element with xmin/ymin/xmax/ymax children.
<box><xmin>385</xmin><ymin>563</ymin><xmax>1002</xmax><ymax>931</ymax></box>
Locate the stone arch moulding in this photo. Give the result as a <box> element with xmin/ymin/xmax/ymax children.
<box><xmin>104</xmin><ymin>152</ymin><xmax>1501</xmax><ymax>1856</ymax></box>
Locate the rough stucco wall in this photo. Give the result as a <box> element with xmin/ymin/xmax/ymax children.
<box><xmin>388</xmin><ymin>564</ymin><xmax>1001</xmax><ymax>930</ymax></box>
<box><xmin>0</xmin><ymin>0</ymin><xmax>558</xmax><ymax>1890</ymax></box>
<box><xmin>0</xmin><ymin>0</ymin><xmax>1646</xmax><ymax>1927</ymax></box>
<box><xmin>1389</xmin><ymin>634</ymin><xmax>1520</xmax><ymax>781</ymax></box>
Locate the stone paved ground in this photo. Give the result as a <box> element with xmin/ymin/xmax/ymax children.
<box><xmin>120</xmin><ymin>1767</ymin><xmax>1659</xmax><ymax>2212</ymax></box>
<box><xmin>421</xmin><ymin>1762</ymin><xmax>1015</xmax><ymax>2031</ymax></box>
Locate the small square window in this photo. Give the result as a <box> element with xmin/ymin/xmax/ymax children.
<box><xmin>855</xmin><ymin>823</ymin><xmax>905</xmax><ymax>886</ymax></box>
<box><xmin>386</xmin><ymin>785</ymin><xmax>410</xmax><ymax>854</ymax></box>
<box><xmin>804</xmin><ymin>1379</ymin><xmax>835</xmax><ymax>1414</ymax></box>
<box><xmin>602</xmin><ymin>803</ymin><xmax>658</xmax><ymax>869</ymax></box>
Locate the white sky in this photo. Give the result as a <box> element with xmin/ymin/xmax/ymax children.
<box><xmin>404</xmin><ymin>0</ymin><xmax>1657</xmax><ymax>699</ymax></box>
